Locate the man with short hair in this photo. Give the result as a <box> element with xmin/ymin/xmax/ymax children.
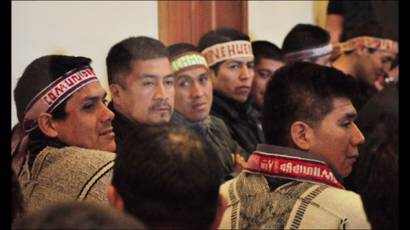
<box><xmin>218</xmin><ymin>62</ymin><xmax>371</xmax><ymax>229</ymax></box>
<box><xmin>331</xmin><ymin>25</ymin><xmax>398</xmax><ymax>109</ymax></box>
<box><xmin>106</xmin><ymin>36</ymin><xmax>174</xmax><ymax>146</ymax></box>
<box><xmin>108</xmin><ymin>124</ymin><xmax>226</xmax><ymax>229</ymax></box>
<box><xmin>168</xmin><ymin>43</ymin><xmax>247</xmax><ymax>180</ymax></box>
<box><xmin>12</xmin><ymin>55</ymin><xmax>116</xmax><ymax>213</ymax></box>
<box><xmin>198</xmin><ymin>28</ymin><xmax>265</xmax><ymax>155</ymax></box>
<box><xmin>282</xmin><ymin>24</ymin><xmax>333</xmax><ymax>67</ymax></box>
<box><xmin>250</xmin><ymin>40</ymin><xmax>286</xmax><ymax>111</ymax></box>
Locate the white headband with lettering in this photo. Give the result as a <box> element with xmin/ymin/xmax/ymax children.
<box><xmin>22</xmin><ymin>66</ymin><xmax>99</xmax><ymax>132</ymax></box>
<box><xmin>334</xmin><ymin>36</ymin><xmax>398</xmax><ymax>54</ymax></box>
<box><xmin>285</xmin><ymin>43</ymin><xmax>333</xmax><ymax>61</ymax></box>
<box><xmin>171</xmin><ymin>52</ymin><xmax>208</xmax><ymax>74</ymax></box>
<box><xmin>202</xmin><ymin>40</ymin><xmax>254</xmax><ymax>66</ymax></box>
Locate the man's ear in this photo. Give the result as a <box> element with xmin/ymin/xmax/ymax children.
<box><xmin>290</xmin><ymin>121</ymin><xmax>314</xmax><ymax>151</ymax></box>
<box><xmin>210</xmin><ymin>194</ymin><xmax>228</xmax><ymax>230</ymax></box>
<box><xmin>37</xmin><ymin>113</ymin><xmax>58</xmax><ymax>138</ymax></box>
<box><xmin>109</xmin><ymin>84</ymin><xmax>121</xmax><ymax>99</ymax></box>
<box><xmin>107</xmin><ymin>185</ymin><xmax>124</xmax><ymax>210</ymax></box>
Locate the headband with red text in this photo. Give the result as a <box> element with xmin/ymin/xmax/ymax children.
<box><xmin>285</xmin><ymin>43</ymin><xmax>333</xmax><ymax>61</ymax></box>
<box><xmin>171</xmin><ymin>51</ymin><xmax>208</xmax><ymax>74</ymax></box>
<box><xmin>202</xmin><ymin>40</ymin><xmax>253</xmax><ymax>67</ymax></box>
<box><xmin>22</xmin><ymin>66</ymin><xmax>99</xmax><ymax>132</ymax></box>
<box><xmin>334</xmin><ymin>36</ymin><xmax>398</xmax><ymax>55</ymax></box>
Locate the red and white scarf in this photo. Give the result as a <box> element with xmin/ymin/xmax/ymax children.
<box><xmin>245</xmin><ymin>146</ymin><xmax>345</xmax><ymax>189</ymax></box>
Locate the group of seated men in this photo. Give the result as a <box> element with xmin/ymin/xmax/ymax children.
<box><xmin>11</xmin><ymin>22</ymin><xmax>398</xmax><ymax>229</ymax></box>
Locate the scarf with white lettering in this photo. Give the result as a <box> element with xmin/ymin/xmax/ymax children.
<box><xmin>245</xmin><ymin>144</ymin><xmax>345</xmax><ymax>189</ymax></box>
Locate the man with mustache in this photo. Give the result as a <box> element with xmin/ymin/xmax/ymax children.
<box><xmin>12</xmin><ymin>55</ymin><xmax>116</xmax><ymax>213</ymax></box>
<box><xmin>198</xmin><ymin>28</ymin><xmax>265</xmax><ymax>155</ymax></box>
<box><xmin>106</xmin><ymin>36</ymin><xmax>174</xmax><ymax>146</ymax></box>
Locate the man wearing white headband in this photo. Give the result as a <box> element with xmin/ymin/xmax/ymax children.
<box><xmin>12</xmin><ymin>55</ymin><xmax>116</xmax><ymax>213</ymax></box>
<box><xmin>282</xmin><ymin>24</ymin><xmax>333</xmax><ymax>67</ymax></box>
<box><xmin>198</xmin><ymin>28</ymin><xmax>265</xmax><ymax>155</ymax></box>
<box><xmin>331</xmin><ymin>24</ymin><xmax>398</xmax><ymax>110</ymax></box>
<box><xmin>168</xmin><ymin>43</ymin><xmax>247</xmax><ymax>181</ymax></box>
<box><xmin>106</xmin><ymin>36</ymin><xmax>174</xmax><ymax>146</ymax></box>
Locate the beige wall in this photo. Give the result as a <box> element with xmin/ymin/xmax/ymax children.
<box><xmin>12</xmin><ymin>1</ymin><xmax>158</xmax><ymax>127</ymax></box>
<box><xmin>248</xmin><ymin>1</ymin><xmax>328</xmax><ymax>46</ymax></box>
<box><xmin>248</xmin><ymin>1</ymin><xmax>313</xmax><ymax>47</ymax></box>
<box><xmin>12</xmin><ymin>1</ymin><xmax>329</xmax><ymax>127</ymax></box>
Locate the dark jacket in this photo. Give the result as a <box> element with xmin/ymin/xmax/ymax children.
<box><xmin>108</xmin><ymin>102</ymin><xmax>140</xmax><ymax>152</ymax></box>
<box><xmin>171</xmin><ymin>112</ymin><xmax>247</xmax><ymax>180</ymax></box>
<box><xmin>210</xmin><ymin>91</ymin><xmax>265</xmax><ymax>156</ymax></box>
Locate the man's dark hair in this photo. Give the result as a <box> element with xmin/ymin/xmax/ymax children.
<box><xmin>12</xmin><ymin>202</ymin><xmax>146</xmax><ymax>229</ymax></box>
<box><xmin>112</xmin><ymin>123</ymin><xmax>222</xmax><ymax>229</ymax></box>
<box><xmin>168</xmin><ymin>43</ymin><xmax>198</xmax><ymax>58</ymax></box>
<box><xmin>282</xmin><ymin>24</ymin><xmax>331</xmax><ymax>55</ymax></box>
<box><xmin>345</xmin><ymin>20</ymin><xmax>389</xmax><ymax>41</ymax></box>
<box><xmin>198</xmin><ymin>27</ymin><xmax>250</xmax><ymax>74</ymax></box>
<box><xmin>106</xmin><ymin>36</ymin><xmax>169</xmax><ymax>87</ymax></box>
<box><xmin>262</xmin><ymin>62</ymin><xmax>358</xmax><ymax>146</ymax></box>
<box><xmin>12</xmin><ymin>168</ymin><xmax>24</xmax><ymax>224</ymax></box>
<box><xmin>252</xmin><ymin>40</ymin><xmax>285</xmax><ymax>65</ymax></box>
<box><xmin>14</xmin><ymin>55</ymin><xmax>92</xmax><ymax>123</ymax></box>
<box><xmin>352</xmin><ymin>113</ymin><xmax>398</xmax><ymax>229</ymax></box>
<box><xmin>343</xmin><ymin>20</ymin><xmax>393</xmax><ymax>56</ymax></box>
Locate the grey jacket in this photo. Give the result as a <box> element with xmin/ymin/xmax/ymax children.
<box><xmin>172</xmin><ymin>112</ymin><xmax>247</xmax><ymax>179</ymax></box>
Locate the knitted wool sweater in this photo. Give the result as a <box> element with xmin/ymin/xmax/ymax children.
<box><xmin>218</xmin><ymin>145</ymin><xmax>371</xmax><ymax>229</ymax></box>
<box><xmin>19</xmin><ymin>146</ymin><xmax>115</xmax><ymax>213</ymax></box>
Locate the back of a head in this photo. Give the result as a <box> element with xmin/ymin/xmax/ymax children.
<box><xmin>14</xmin><ymin>55</ymin><xmax>91</xmax><ymax>123</ymax></box>
<box><xmin>106</xmin><ymin>36</ymin><xmax>169</xmax><ymax>86</ymax></box>
<box><xmin>353</xmin><ymin>113</ymin><xmax>398</xmax><ymax>229</ymax></box>
<box><xmin>262</xmin><ymin>62</ymin><xmax>358</xmax><ymax>146</ymax></box>
<box><xmin>112</xmin><ymin>123</ymin><xmax>222</xmax><ymax>229</ymax></box>
<box><xmin>168</xmin><ymin>43</ymin><xmax>198</xmax><ymax>58</ymax></box>
<box><xmin>13</xmin><ymin>202</ymin><xmax>146</xmax><ymax>229</ymax></box>
<box><xmin>282</xmin><ymin>24</ymin><xmax>331</xmax><ymax>54</ymax></box>
<box><xmin>252</xmin><ymin>40</ymin><xmax>285</xmax><ymax>65</ymax></box>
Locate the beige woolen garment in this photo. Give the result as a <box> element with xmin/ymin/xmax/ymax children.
<box><xmin>218</xmin><ymin>172</ymin><xmax>372</xmax><ymax>229</ymax></box>
<box><xmin>18</xmin><ymin>146</ymin><xmax>115</xmax><ymax>214</ymax></box>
